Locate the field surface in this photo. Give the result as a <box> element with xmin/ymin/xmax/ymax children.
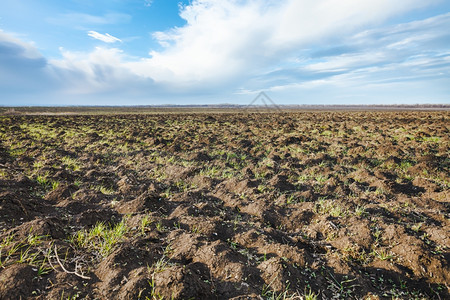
<box><xmin>0</xmin><ymin>111</ymin><xmax>449</xmax><ymax>299</ymax></box>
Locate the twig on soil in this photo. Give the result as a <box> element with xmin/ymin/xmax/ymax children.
<box><xmin>52</xmin><ymin>245</ymin><xmax>91</xmax><ymax>280</ymax></box>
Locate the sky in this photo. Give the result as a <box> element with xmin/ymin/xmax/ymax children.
<box><xmin>0</xmin><ymin>0</ymin><xmax>449</xmax><ymax>106</ymax></box>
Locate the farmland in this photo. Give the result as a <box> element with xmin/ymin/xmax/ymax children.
<box><xmin>0</xmin><ymin>110</ymin><xmax>448</xmax><ymax>299</ymax></box>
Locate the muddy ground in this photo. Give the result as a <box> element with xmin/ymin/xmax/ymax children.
<box><xmin>0</xmin><ymin>111</ymin><xmax>448</xmax><ymax>299</ymax></box>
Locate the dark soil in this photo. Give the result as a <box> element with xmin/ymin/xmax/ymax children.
<box><xmin>0</xmin><ymin>111</ymin><xmax>448</xmax><ymax>299</ymax></box>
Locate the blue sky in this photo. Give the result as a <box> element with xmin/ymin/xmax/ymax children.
<box><xmin>0</xmin><ymin>0</ymin><xmax>449</xmax><ymax>106</ymax></box>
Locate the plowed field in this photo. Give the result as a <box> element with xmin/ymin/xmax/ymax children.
<box><xmin>0</xmin><ymin>111</ymin><xmax>448</xmax><ymax>299</ymax></box>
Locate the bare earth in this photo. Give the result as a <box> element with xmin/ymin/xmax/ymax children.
<box><xmin>0</xmin><ymin>110</ymin><xmax>448</xmax><ymax>299</ymax></box>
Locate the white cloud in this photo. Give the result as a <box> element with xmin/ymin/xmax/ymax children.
<box><xmin>39</xmin><ymin>0</ymin><xmax>450</xmax><ymax>89</ymax></box>
<box><xmin>88</xmin><ymin>31</ymin><xmax>122</xmax><ymax>43</ymax></box>
<box><xmin>247</xmin><ymin>11</ymin><xmax>450</xmax><ymax>91</ymax></box>
<box><xmin>121</xmin><ymin>0</ymin><xmax>432</xmax><ymax>87</ymax></box>
<box><xmin>48</xmin><ymin>47</ymin><xmax>161</xmax><ymax>97</ymax></box>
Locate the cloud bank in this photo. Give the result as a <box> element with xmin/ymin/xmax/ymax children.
<box><xmin>1</xmin><ymin>0</ymin><xmax>449</xmax><ymax>105</ymax></box>
<box><xmin>136</xmin><ymin>0</ymin><xmax>431</xmax><ymax>85</ymax></box>
<box><xmin>0</xmin><ymin>30</ymin><xmax>52</xmax><ymax>94</ymax></box>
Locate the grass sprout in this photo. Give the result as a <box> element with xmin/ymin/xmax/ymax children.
<box><xmin>70</xmin><ymin>219</ymin><xmax>128</xmax><ymax>257</ymax></box>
